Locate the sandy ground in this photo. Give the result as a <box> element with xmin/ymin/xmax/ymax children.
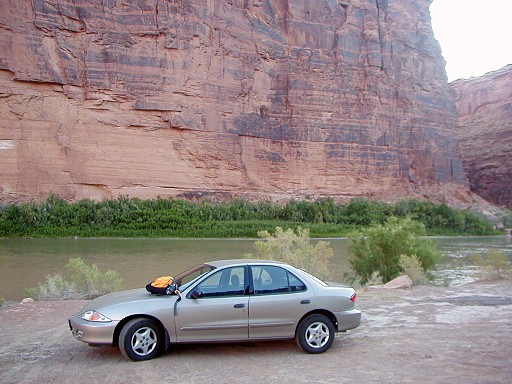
<box><xmin>0</xmin><ymin>279</ymin><xmax>511</xmax><ymax>384</ymax></box>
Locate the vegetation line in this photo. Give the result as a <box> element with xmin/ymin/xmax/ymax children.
<box><xmin>0</xmin><ymin>194</ymin><xmax>498</xmax><ymax>238</ymax></box>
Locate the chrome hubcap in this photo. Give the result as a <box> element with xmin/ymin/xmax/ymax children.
<box><xmin>131</xmin><ymin>327</ymin><xmax>157</xmax><ymax>356</ymax></box>
<box><xmin>305</xmin><ymin>322</ymin><xmax>329</xmax><ymax>349</ymax></box>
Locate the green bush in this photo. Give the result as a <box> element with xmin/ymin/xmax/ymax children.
<box><xmin>348</xmin><ymin>217</ymin><xmax>441</xmax><ymax>285</ymax></box>
<box><xmin>394</xmin><ymin>200</ymin><xmax>496</xmax><ymax>235</ymax></box>
<box><xmin>342</xmin><ymin>198</ymin><xmax>393</xmax><ymax>226</ymax></box>
<box><xmin>0</xmin><ymin>194</ymin><xmax>497</xmax><ymax>238</ymax></box>
<box><xmin>247</xmin><ymin>226</ymin><xmax>334</xmax><ymax>280</ymax></box>
<box><xmin>399</xmin><ymin>254</ymin><xmax>428</xmax><ymax>285</ymax></box>
<box><xmin>25</xmin><ymin>274</ymin><xmax>85</xmax><ymax>301</ymax></box>
<box><xmin>26</xmin><ymin>257</ymin><xmax>122</xmax><ymax>300</ymax></box>
<box><xmin>66</xmin><ymin>257</ymin><xmax>122</xmax><ymax>298</ymax></box>
<box><xmin>503</xmin><ymin>212</ymin><xmax>512</xmax><ymax>228</ymax></box>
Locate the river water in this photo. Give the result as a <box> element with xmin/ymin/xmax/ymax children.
<box><xmin>1</xmin><ymin>236</ymin><xmax>511</xmax><ymax>301</ymax></box>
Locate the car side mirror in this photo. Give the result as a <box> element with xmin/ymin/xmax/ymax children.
<box><xmin>190</xmin><ymin>289</ymin><xmax>204</xmax><ymax>299</ymax></box>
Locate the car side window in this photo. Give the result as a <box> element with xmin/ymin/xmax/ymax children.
<box><xmin>288</xmin><ymin>272</ymin><xmax>307</xmax><ymax>292</ymax></box>
<box><xmin>194</xmin><ymin>266</ymin><xmax>245</xmax><ymax>297</ymax></box>
<box><xmin>251</xmin><ymin>266</ymin><xmax>306</xmax><ymax>295</ymax></box>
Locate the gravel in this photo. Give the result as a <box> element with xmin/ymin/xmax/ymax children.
<box><xmin>1</xmin><ymin>279</ymin><xmax>511</xmax><ymax>384</ymax></box>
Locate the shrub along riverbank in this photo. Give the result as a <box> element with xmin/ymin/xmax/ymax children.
<box><xmin>0</xmin><ymin>194</ymin><xmax>498</xmax><ymax>238</ymax></box>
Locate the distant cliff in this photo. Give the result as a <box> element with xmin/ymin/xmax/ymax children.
<box><xmin>0</xmin><ymin>0</ymin><xmax>468</xmax><ymax>204</ymax></box>
<box><xmin>452</xmin><ymin>65</ymin><xmax>512</xmax><ymax>209</ymax></box>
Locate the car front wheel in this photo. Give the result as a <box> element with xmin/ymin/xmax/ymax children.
<box><xmin>295</xmin><ymin>314</ymin><xmax>335</xmax><ymax>354</ymax></box>
<box><xmin>119</xmin><ymin>318</ymin><xmax>163</xmax><ymax>361</ymax></box>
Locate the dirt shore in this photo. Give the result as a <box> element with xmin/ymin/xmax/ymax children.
<box><xmin>1</xmin><ymin>279</ymin><xmax>511</xmax><ymax>384</ymax></box>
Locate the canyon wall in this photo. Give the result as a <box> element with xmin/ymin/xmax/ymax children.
<box><xmin>452</xmin><ymin>65</ymin><xmax>512</xmax><ymax>209</ymax></box>
<box><xmin>0</xmin><ymin>0</ymin><xmax>467</xmax><ymax>204</ymax></box>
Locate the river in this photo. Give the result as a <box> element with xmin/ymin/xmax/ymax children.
<box><xmin>1</xmin><ymin>236</ymin><xmax>511</xmax><ymax>301</ymax></box>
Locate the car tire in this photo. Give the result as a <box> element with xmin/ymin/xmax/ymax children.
<box><xmin>295</xmin><ymin>314</ymin><xmax>335</xmax><ymax>354</ymax></box>
<box><xmin>119</xmin><ymin>318</ymin><xmax>163</xmax><ymax>361</ymax></box>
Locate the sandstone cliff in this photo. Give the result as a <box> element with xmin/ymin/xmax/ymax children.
<box><xmin>0</xmin><ymin>0</ymin><xmax>467</xmax><ymax>204</ymax></box>
<box><xmin>452</xmin><ymin>65</ymin><xmax>512</xmax><ymax>209</ymax></box>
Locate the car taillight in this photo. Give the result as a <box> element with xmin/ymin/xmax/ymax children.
<box><xmin>350</xmin><ymin>292</ymin><xmax>356</xmax><ymax>302</ymax></box>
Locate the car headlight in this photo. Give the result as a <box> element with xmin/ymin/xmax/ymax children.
<box><xmin>81</xmin><ymin>310</ymin><xmax>112</xmax><ymax>322</ymax></box>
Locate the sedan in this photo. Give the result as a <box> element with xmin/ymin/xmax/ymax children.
<box><xmin>69</xmin><ymin>259</ymin><xmax>361</xmax><ymax>361</ymax></box>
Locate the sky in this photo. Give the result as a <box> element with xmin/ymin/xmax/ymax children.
<box><xmin>429</xmin><ymin>0</ymin><xmax>512</xmax><ymax>82</ymax></box>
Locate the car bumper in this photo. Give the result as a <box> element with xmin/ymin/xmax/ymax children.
<box><xmin>334</xmin><ymin>308</ymin><xmax>362</xmax><ymax>332</ymax></box>
<box><xmin>68</xmin><ymin>313</ymin><xmax>119</xmax><ymax>345</ymax></box>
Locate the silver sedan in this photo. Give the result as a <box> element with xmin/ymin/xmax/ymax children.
<box><xmin>69</xmin><ymin>259</ymin><xmax>361</xmax><ymax>361</ymax></box>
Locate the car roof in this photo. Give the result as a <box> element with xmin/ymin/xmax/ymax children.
<box><xmin>205</xmin><ymin>259</ymin><xmax>288</xmax><ymax>268</ymax></box>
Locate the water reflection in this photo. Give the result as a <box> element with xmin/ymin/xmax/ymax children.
<box><xmin>0</xmin><ymin>236</ymin><xmax>511</xmax><ymax>301</ymax></box>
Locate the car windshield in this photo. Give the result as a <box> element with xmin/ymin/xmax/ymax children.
<box><xmin>174</xmin><ymin>264</ymin><xmax>216</xmax><ymax>291</ymax></box>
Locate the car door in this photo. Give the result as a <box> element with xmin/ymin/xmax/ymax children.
<box><xmin>174</xmin><ymin>266</ymin><xmax>249</xmax><ymax>342</ymax></box>
<box><xmin>248</xmin><ymin>265</ymin><xmax>311</xmax><ymax>339</ymax></box>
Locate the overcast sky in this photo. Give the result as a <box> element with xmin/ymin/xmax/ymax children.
<box><xmin>429</xmin><ymin>0</ymin><xmax>512</xmax><ymax>82</ymax></box>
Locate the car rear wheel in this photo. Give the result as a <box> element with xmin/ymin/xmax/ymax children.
<box><xmin>295</xmin><ymin>314</ymin><xmax>335</xmax><ymax>354</ymax></box>
<box><xmin>119</xmin><ymin>318</ymin><xmax>163</xmax><ymax>361</ymax></box>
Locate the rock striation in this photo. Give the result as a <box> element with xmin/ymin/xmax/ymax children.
<box><xmin>452</xmin><ymin>65</ymin><xmax>512</xmax><ymax>209</ymax></box>
<box><xmin>0</xmin><ymin>0</ymin><xmax>467</xmax><ymax>203</ymax></box>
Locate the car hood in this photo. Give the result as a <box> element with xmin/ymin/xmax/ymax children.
<box><xmin>81</xmin><ymin>288</ymin><xmax>178</xmax><ymax>315</ymax></box>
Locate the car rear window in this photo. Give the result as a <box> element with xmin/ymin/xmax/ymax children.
<box><xmin>251</xmin><ymin>265</ymin><xmax>306</xmax><ymax>295</ymax></box>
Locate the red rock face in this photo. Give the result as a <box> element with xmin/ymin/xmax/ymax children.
<box><xmin>0</xmin><ymin>0</ymin><xmax>466</xmax><ymax>203</ymax></box>
<box><xmin>452</xmin><ymin>65</ymin><xmax>512</xmax><ymax>209</ymax></box>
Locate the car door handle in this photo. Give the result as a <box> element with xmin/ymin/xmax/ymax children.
<box><xmin>234</xmin><ymin>303</ymin><xmax>246</xmax><ymax>308</ymax></box>
<box><xmin>300</xmin><ymin>299</ymin><xmax>311</xmax><ymax>305</ymax></box>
